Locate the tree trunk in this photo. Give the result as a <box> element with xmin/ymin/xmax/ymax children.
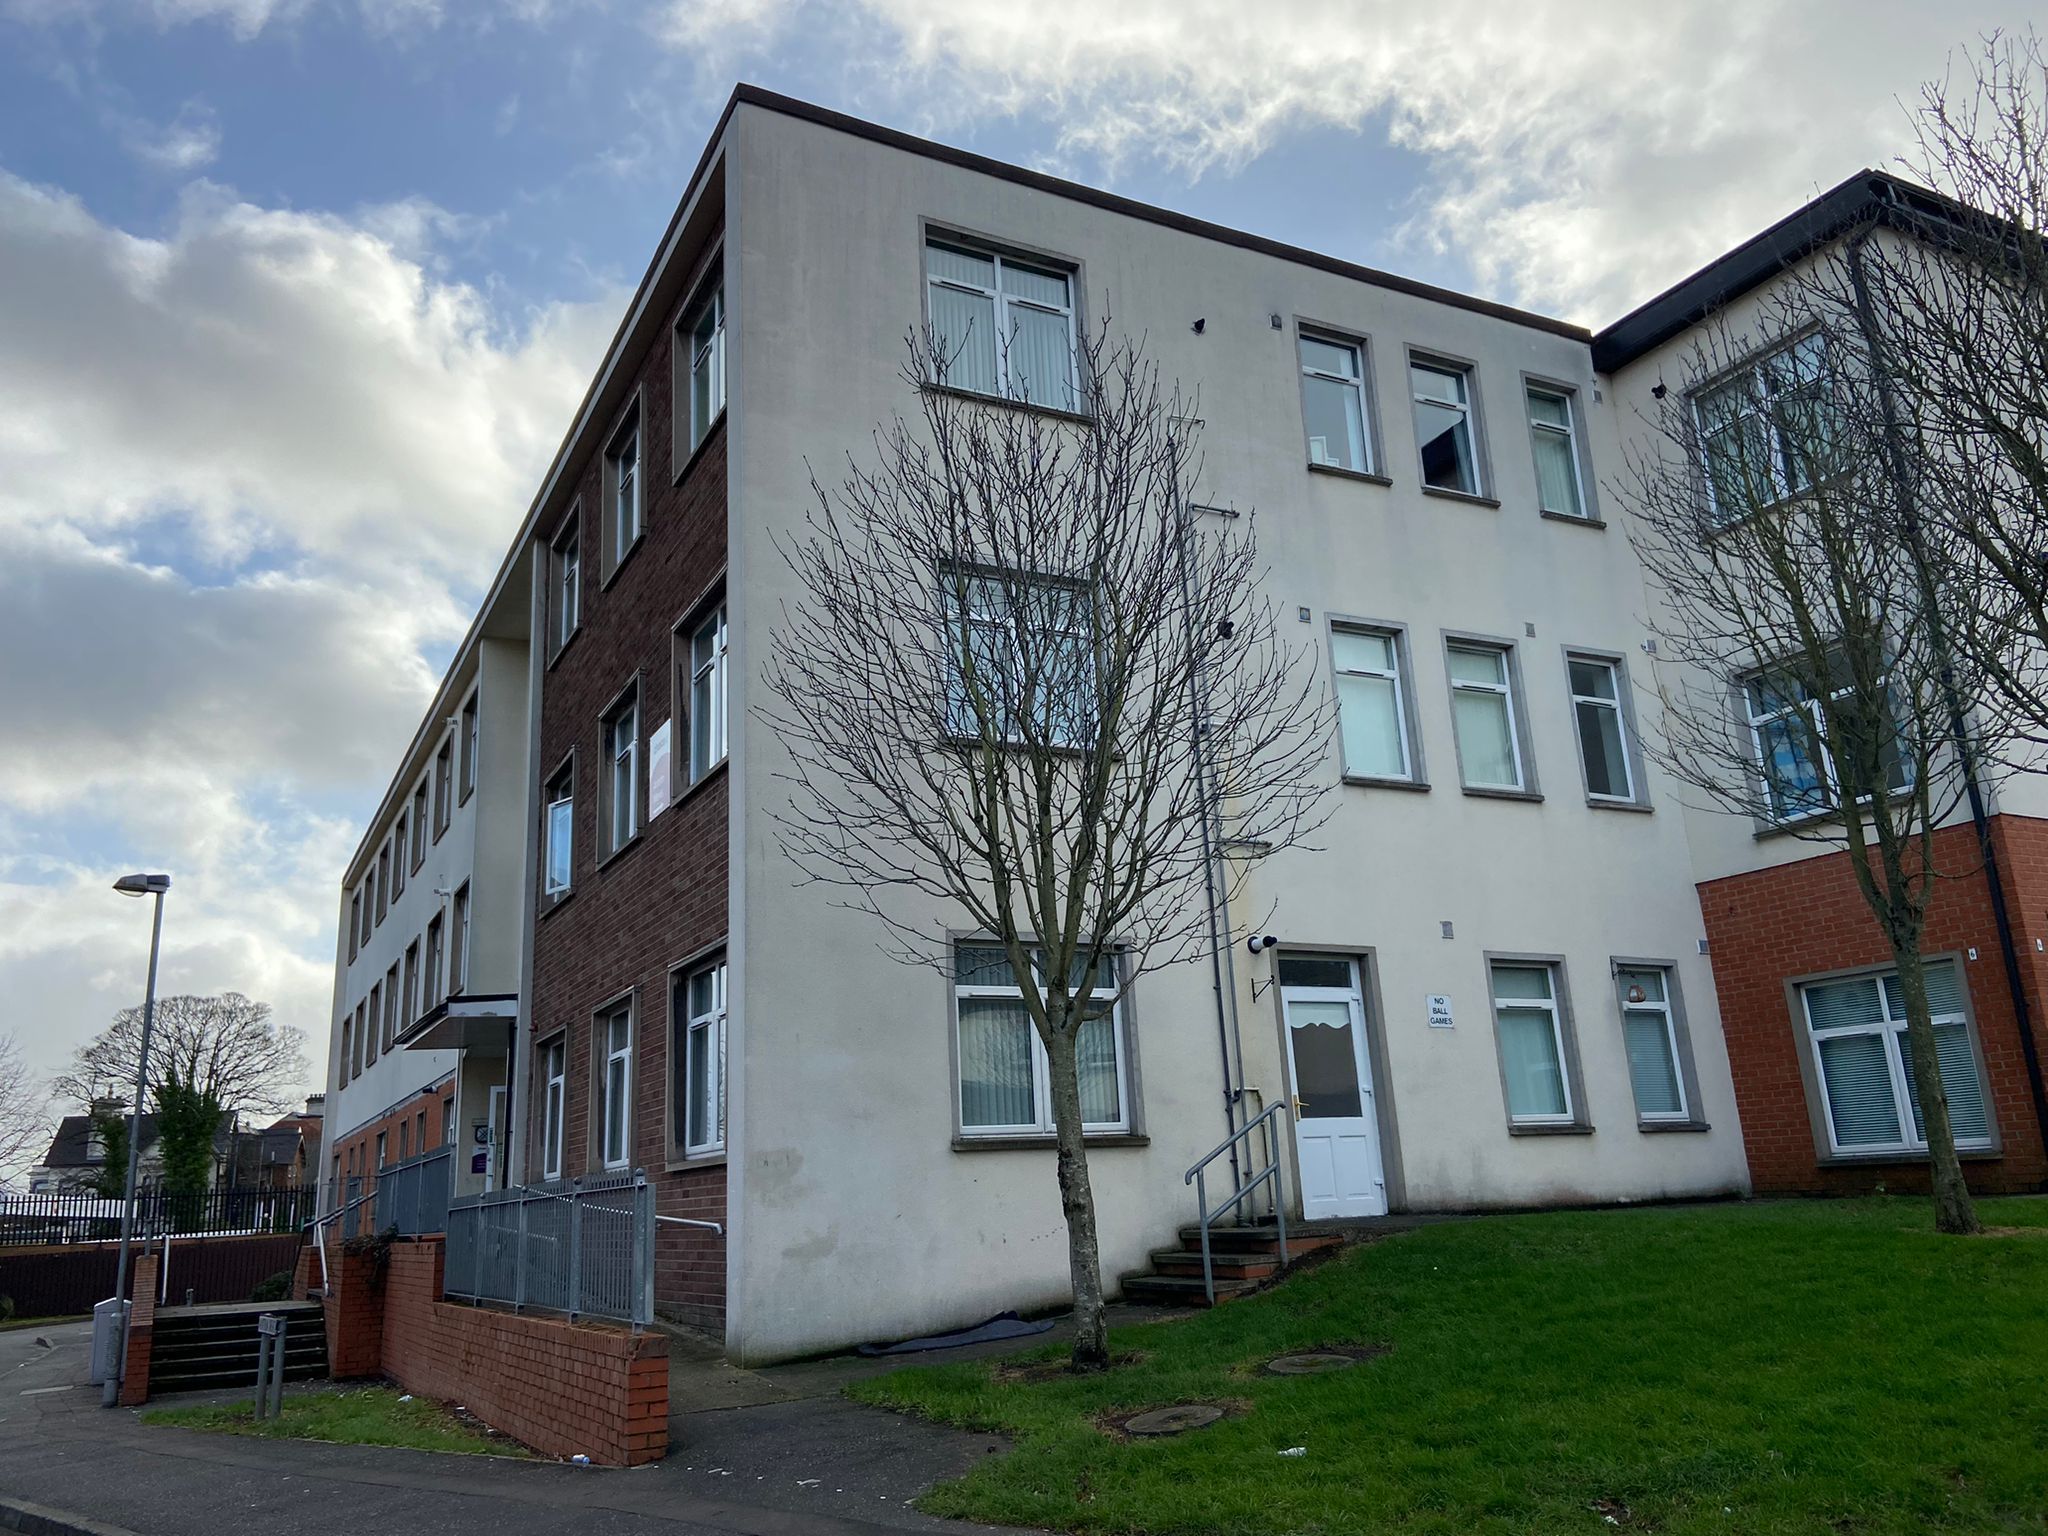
<box><xmin>1891</xmin><ymin>943</ymin><xmax>1981</xmax><ymax>1235</ymax></box>
<box><xmin>1043</xmin><ymin>1018</ymin><xmax>1110</xmax><ymax>1370</ymax></box>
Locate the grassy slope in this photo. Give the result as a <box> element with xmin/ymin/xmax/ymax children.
<box><xmin>144</xmin><ymin>1385</ymin><xmax>528</xmax><ymax>1457</ymax></box>
<box><xmin>851</xmin><ymin>1199</ymin><xmax>2048</xmax><ymax>1535</ymax></box>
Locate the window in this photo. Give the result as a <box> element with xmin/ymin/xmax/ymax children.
<box><xmin>1331</xmin><ymin>626</ymin><xmax>1416</xmax><ymax>782</ymax></box>
<box><xmin>376</xmin><ymin>1132</ymin><xmax>387</xmax><ymax>1169</ymax></box>
<box><xmin>374</xmin><ymin>847</ymin><xmax>388</xmax><ymax>925</ymax></box>
<box><xmin>1298</xmin><ymin>333</ymin><xmax>1372</xmax><ymax>474</ymax></box>
<box><xmin>1800</xmin><ymin>961</ymin><xmax>1990</xmax><ymax>1156</ymax></box>
<box><xmin>414</xmin><ymin>1109</ymin><xmax>425</xmax><ymax>1154</ymax></box>
<box><xmin>1616</xmin><ymin>966</ymin><xmax>1688</xmax><ymax>1122</ymax></box>
<box><xmin>348</xmin><ymin>894</ymin><xmax>360</xmax><ymax>963</ymax></box>
<box><xmin>945</xmin><ymin>569</ymin><xmax>1095</xmax><ymax>748</ymax></box>
<box><xmin>411</xmin><ymin>783</ymin><xmax>428</xmax><ymax>871</ymax></box>
<box><xmin>1526</xmin><ymin>384</ymin><xmax>1587</xmax><ymax>518</ymax></box>
<box><xmin>602</xmin><ymin>687</ymin><xmax>641</xmax><ymax>856</ymax></box>
<box><xmin>1568</xmin><ymin>654</ymin><xmax>1637</xmax><ymax>803</ymax></box>
<box><xmin>687</xmin><ymin>604</ymin><xmax>728</xmax><ymax>783</ymax></box>
<box><xmin>450</xmin><ymin>883</ymin><xmax>470</xmax><ymax>995</ymax></box>
<box><xmin>359</xmin><ymin>879</ymin><xmax>373</xmax><ymax>947</ymax></box>
<box><xmin>340</xmin><ymin>1011</ymin><xmax>355</xmax><ymax>1085</ymax></box>
<box><xmin>442</xmin><ymin>1096</ymin><xmax>454</xmax><ymax>1144</ymax></box>
<box><xmin>674</xmin><ymin>961</ymin><xmax>727</xmax><ymax>1157</ymax></box>
<box><xmin>391</xmin><ymin>818</ymin><xmax>406</xmax><ymax>901</ymax></box>
<box><xmin>925</xmin><ymin>238</ymin><xmax>1078</xmax><ymax>410</ymax></box>
<box><xmin>433</xmin><ymin>740</ymin><xmax>453</xmax><ymax>840</ymax></box>
<box><xmin>597</xmin><ymin>1001</ymin><xmax>633</xmax><ymax>1170</ymax></box>
<box><xmin>1412</xmin><ymin>358</ymin><xmax>1481</xmax><ymax>495</ymax></box>
<box><xmin>459</xmin><ymin>693</ymin><xmax>478</xmax><ymax>804</ymax></box>
<box><xmin>400</xmin><ymin>1120</ymin><xmax>412</xmax><ymax>1160</ymax></box>
<box><xmin>1490</xmin><ymin>961</ymin><xmax>1574</xmax><ymax>1126</ymax></box>
<box><xmin>683</xmin><ymin>276</ymin><xmax>725</xmax><ymax>454</ymax></box>
<box><xmin>1446</xmin><ymin>641</ymin><xmax>1527</xmax><ymax>792</ymax></box>
<box><xmin>606</xmin><ymin>407</ymin><xmax>642</xmax><ymax>570</ymax></box>
<box><xmin>365</xmin><ymin>985</ymin><xmax>381</xmax><ymax>1066</ymax></box>
<box><xmin>383</xmin><ymin>963</ymin><xmax>399</xmax><ymax>1048</ymax></box>
<box><xmin>954</xmin><ymin>943</ymin><xmax>1128</xmax><ymax>1136</ymax></box>
<box><xmin>353</xmin><ymin>1000</ymin><xmax>367</xmax><ymax>1077</ymax></box>
<box><xmin>550</xmin><ymin>510</ymin><xmax>581</xmax><ymax>656</ymax></box>
<box><xmin>1695</xmin><ymin>332</ymin><xmax>1840</xmax><ymax>524</ymax></box>
<box><xmin>425</xmin><ymin>914</ymin><xmax>445</xmax><ymax>1010</ymax></box>
<box><xmin>402</xmin><ymin>940</ymin><xmax>420</xmax><ymax>1028</ymax></box>
<box><xmin>540</xmin><ymin>1035</ymin><xmax>566</xmax><ymax>1181</ymax></box>
<box><xmin>1743</xmin><ymin>652</ymin><xmax>1909</xmax><ymax>823</ymax></box>
<box><xmin>543</xmin><ymin>759</ymin><xmax>574</xmax><ymax>898</ymax></box>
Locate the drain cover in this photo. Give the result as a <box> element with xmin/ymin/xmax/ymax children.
<box><xmin>1264</xmin><ymin>1352</ymin><xmax>1362</xmax><ymax>1376</ymax></box>
<box><xmin>1123</xmin><ymin>1404</ymin><xmax>1225</xmax><ymax>1436</ymax></box>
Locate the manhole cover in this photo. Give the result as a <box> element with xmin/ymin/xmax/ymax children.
<box><xmin>1123</xmin><ymin>1404</ymin><xmax>1225</xmax><ymax>1437</ymax></box>
<box><xmin>1264</xmin><ymin>1352</ymin><xmax>1360</xmax><ymax>1376</ymax></box>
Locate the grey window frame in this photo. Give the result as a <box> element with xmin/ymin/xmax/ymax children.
<box><xmin>450</xmin><ymin>882</ymin><xmax>470</xmax><ymax>995</ymax></box>
<box><xmin>1483</xmin><ymin>951</ymin><xmax>1592</xmax><ymax>1134</ymax></box>
<box><xmin>1407</xmin><ymin>348</ymin><xmax>1494</xmax><ymax>503</ymax></box>
<box><xmin>1689</xmin><ymin>329</ymin><xmax>1838</xmax><ymax>528</ymax></box>
<box><xmin>432</xmin><ymin>738</ymin><xmax>453</xmax><ymax>842</ymax></box>
<box><xmin>1294</xmin><ymin>322</ymin><xmax>1386</xmax><ymax>482</ymax></box>
<box><xmin>458</xmin><ymin>690</ymin><xmax>479</xmax><ymax>806</ymax></box>
<box><xmin>1735</xmin><ymin>649</ymin><xmax>1911</xmax><ymax>831</ymax></box>
<box><xmin>1521</xmin><ymin>372</ymin><xmax>1600</xmax><ymax>524</ymax></box>
<box><xmin>348</xmin><ymin>893</ymin><xmax>360</xmax><ymax>963</ymax></box>
<box><xmin>391</xmin><ymin>816</ymin><xmax>406</xmax><ymax>901</ymax></box>
<box><xmin>1609</xmin><ymin>957</ymin><xmax>1710</xmax><ymax>1131</ymax></box>
<box><xmin>383</xmin><ymin>962</ymin><xmax>399</xmax><ymax>1050</ymax></box>
<box><xmin>1442</xmin><ymin>631</ymin><xmax>1541</xmax><ymax>800</ymax></box>
<box><xmin>375</xmin><ymin>843</ymin><xmax>389</xmax><ymax>926</ymax></box>
<box><xmin>1327</xmin><ymin>615</ymin><xmax>1426</xmax><ymax>789</ymax></box>
<box><xmin>365</xmin><ymin>984</ymin><xmax>380</xmax><ymax>1067</ymax></box>
<box><xmin>410</xmin><ymin>781</ymin><xmax>429</xmax><ymax>871</ymax></box>
<box><xmin>1563</xmin><ymin>646</ymin><xmax>1651</xmax><ymax>810</ymax></box>
<box><xmin>424</xmin><ymin>912</ymin><xmax>445</xmax><ymax>1010</ymax></box>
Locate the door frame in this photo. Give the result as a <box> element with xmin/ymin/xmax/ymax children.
<box><xmin>1267</xmin><ymin>947</ymin><xmax>1404</xmax><ymax>1218</ymax></box>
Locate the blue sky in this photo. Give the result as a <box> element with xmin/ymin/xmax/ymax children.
<box><xmin>0</xmin><ymin>0</ymin><xmax>2025</xmax><ymax>1172</ymax></box>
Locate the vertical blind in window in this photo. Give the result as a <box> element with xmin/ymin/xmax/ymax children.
<box><xmin>955</xmin><ymin>944</ymin><xmax>1124</xmax><ymax>1133</ymax></box>
<box><xmin>1802</xmin><ymin>961</ymin><xmax>1988</xmax><ymax>1153</ymax></box>
<box><xmin>1526</xmin><ymin>387</ymin><xmax>1583</xmax><ymax>517</ymax></box>
<box><xmin>1332</xmin><ymin>629</ymin><xmax>1408</xmax><ymax>779</ymax></box>
<box><xmin>926</xmin><ymin>242</ymin><xmax>1077</xmax><ymax>410</ymax></box>
<box><xmin>1617</xmin><ymin>967</ymin><xmax>1685</xmax><ymax>1118</ymax></box>
<box><xmin>1448</xmin><ymin>644</ymin><xmax>1519</xmax><ymax>788</ymax></box>
<box><xmin>1493</xmin><ymin>963</ymin><xmax>1569</xmax><ymax>1122</ymax></box>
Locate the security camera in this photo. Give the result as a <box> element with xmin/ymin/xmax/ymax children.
<box><xmin>1245</xmin><ymin>934</ymin><xmax>1279</xmax><ymax>955</ymax></box>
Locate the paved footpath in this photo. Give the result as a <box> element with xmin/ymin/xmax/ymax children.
<box><xmin>0</xmin><ymin>1308</ymin><xmax>1179</xmax><ymax>1536</ymax></box>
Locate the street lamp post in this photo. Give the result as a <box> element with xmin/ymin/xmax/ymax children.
<box><xmin>103</xmin><ymin>872</ymin><xmax>170</xmax><ymax>1409</ymax></box>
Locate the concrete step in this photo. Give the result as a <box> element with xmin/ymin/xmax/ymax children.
<box><xmin>1120</xmin><ymin>1271</ymin><xmax>1256</xmax><ymax>1306</ymax></box>
<box><xmin>1147</xmin><ymin>1247</ymin><xmax>1283</xmax><ymax>1280</ymax></box>
<box><xmin>150</xmin><ymin>1359</ymin><xmax>329</xmax><ymax>1393</ymax></box>
<box><xmin>1174</xmin><ymin>1224</ymin><xmax>1343</xmax><ymax>1257</ymax></box>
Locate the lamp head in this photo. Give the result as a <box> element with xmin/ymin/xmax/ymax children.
<box><xmin>112</xmin><ymin>873</ymin><xmax>171</xmax><ymax>898</ymax></box>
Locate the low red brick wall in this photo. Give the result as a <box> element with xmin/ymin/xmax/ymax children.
<box><xmin>117</xmin><ymin>1251</ymin><xmax>157</xmax><ymax>1406</ymax></box>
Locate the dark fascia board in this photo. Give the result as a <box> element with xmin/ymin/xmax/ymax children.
<box><xmin>1589</xmin><ymin>168</ymin><xmax>1978</xmax><ymax>372</ymax></box>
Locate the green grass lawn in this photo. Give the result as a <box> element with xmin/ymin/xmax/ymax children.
<box><xmin>850</xmin><ymin>1198</ymin><xmax>2048</xmax><ymax>1535</ymax></box>
<box><xmin>144</xmin><ymin>1385</ymin><xmax>529</xmax><ymax>1457</ymax></box>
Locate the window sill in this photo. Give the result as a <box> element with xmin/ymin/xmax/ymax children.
<box><xmin>1507</xmin><ymin>1122</ymin><xmax>1595</xmax><ymax>1137</ymax></box>
<box><xmin>920</xmin><ymin>381</ymin><xmax>1094</xmax><ymax>427</ymax></box>
<box><xmin>1817</xmin><ymin>1145</ymin><xmax>2002</xmax><ymax>1167</ymax></box>
<box><xmin>670</xmin><ymin>755</ymin><xmax>729</xmax><ymax>813</ymax></box>
<box><xmin>458</xmin><ymin>787</ymin><xmax>474</xmax><ymax>810</ymax></box>
<box><xmin>1421</xmin><ymin>486</ymin><xmax>1501</xmax><ymax>509</ymax></box>
<box><xmin>1306</xmin><ymin>462</ymin><xmax>1392</xmax><ymax>487</ymax></box>
<box><xmin>1638</xmin><ymin>1119</ymin><xmax>1711</xmax><ymax>1134</ymax></box>
<box><xmin>596</xmin><ymin>828</ymin><xmax>644</xmax><ymax>874</ymax></box>
<box><xmin>663</xmin><ymin>1151</ymin><xmax>728</xmax><ymax>1173</ymax></box>
<box><xmin>546</xmin><ymin>627</ymin><xmax>581</xmax><ymax>674</ymax></box>
<box><xmin>673</xmin><ymin>411</ymin><xmax>727</xmax><ymax>486</ymax></box>
<box><xmin>1539</xmin><ymin>509</ymin><xmax>1606</xmax><ymax>530</ymax></box>
<box><xmin>1461</xmin><ymin>784</ymin><xmax>1543</xmax><ymax>804</ymax></box>
<box><xmin>952</xmin><ymin>1133</ymin><xmax>1150</xmax><ymax>1153</ymax></box>
<box><xmin>1587</xmin><ymin>796</ymin><xmax>1654</xmax><ymax>815</ymax></box>
<box><xmin>1342</xmin><ymin>773</ymin><xmax>1429</xmax><ymax>792</ymax></box>
<box><xmin>538</xmin><ymin>888</ymin><xmax>575</xmax><ymax>921</ymax></box>
<box><xmin>602</xmin><ymin>533</ymin><xmax>646</xmax><ymax>592</ymax></box>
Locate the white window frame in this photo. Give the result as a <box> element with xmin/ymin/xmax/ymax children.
<box><xmin>689</xmin><ymin>604</ymin><xmax>728</xmax><ymax>783</ymax></box>
<box><xmin>383</xmin><ymin>962</ymin><xmax>398</xmax><ymax>1050</ymax></box>
<box><xmin>598</xmin><ymin>1001</ymin><xmax>633</xmax><ymax>1171</ymax></box>
<box><xmin>1742</xmin><ymin>655</ymin><xmax>1909</xmax><ymax>825</ymax></box>
<box><xmin>365</xmin><ymin>985</ymin><xmax>381</xmax><ymax>1067</ymax></box>
<box><xmin>609</xmin><ymin>413</ymin><xmax>642</xmax><ymax>567</ymax></box>
<box><xmin>551</xmin><ymin>511</ymin><xmax>581</xmax><ymax>655</ymax></box>
<box><xmin>402</xmin><ymin>940</ymin><xmax>419</xmax><ymax>1026</ymax></box>
<box><xmin>953</xmin><ymin>945</ymin><xmax>1130</xmax><ymax>1138</ymax></box>
<box><xmin>944</xmin><ymin>568</ymin><xmax>1096</xmax><ymax>749</ymax></box>
<box><xmin>348</xmin><ymin>894</ymin><xmax>360</xmax><ymax>962</ymax></box>
<box><xmin>603</xmin><ymin>688</ymin><xmax>640</xmax><ymax>855</ymax></box>
<box><xmin>1331</xmin><ymin>624</ymin><xmax>1415</xmax><ymax>782</ymax></box>
<box><xmin>1693</xmin><ymin>332</ymin><xmax>1835</xmax><ymax>525</ymax></box>
<box><xmin>1617</xmin><ymin>966</ymin><xmax>1689</xmax><ymax>1123</ymax></box>
<box><xmin>459</xmin><ymin>692</ymin><xmax>479</xmax><ymax>804</ymax></box>
<box><xmin>1525</xmin><ymin>382</ymin><xmax>1587</xmax><ymax>518</ymax></box>
<box><xmin>433</xmin><ymin>739</ymin><xmax>452</xmax><ymax>840</ymax></box>
<box><xmin>1489</xmin><ymin>960</ymin><xmax>1574</xmax><ymax>1128</ymax></box>
<box><xmin>1446</xmin><ymin>640</ymin><xmax>1527</xmax><ymax>792</ymax></box>
<box><xmin>1298</xmin><ymin>331</ymin><xmax>1374</xmax><ymax>475</ymax></box>
<box><xmin>1800</xmin><ymin>963</ymin><xmax>1991</xmax><ymax>1158</ymax></box>
<box><xmin>1410</xmin><ymin>356</ymin><xmax>1483</xmax><ymax>496</ymax></box>
<box><xmin>1567</xmin><ymin>653</ymin><xmax>1637</xmax><ymax>803</ymax></box>
<box><xmin>424</xmin><ymin>913</ymin><xmax>444</xmax><ymax>1009</ymax></box>
<box><xmin>540</xmin><ymin>1034</ymin><xmax>566</xmax><ymax>1181</ymax></box>
<box><xmin>924</xmin><ymin>236</ymin><xmax>1080</xmax><ymax>409</ymax></box>
<box><xmin>411</xmin><ymin>782</ymin><xmax>428</xmax><ymax>871</ymax></box>
<box><xmin>391</xmin><ymin>817</ymin><xmax>406</xmax><ymax>901</ymax></box>
<box><xmin>677</xmin><ymin>961</ymin><xmax>727</xmax><ymax>1158</ymax></box>
<box><xmin>543</xmin><ymin>758</ymin><xmax>574</xmax><ymax>898</ymax></box>
<box><xmin>683</xmin><ymin>277</ymin><xmax>725</xmax><ymax>455</ymax></box>
<box><xmin>450</xmin><ymin>882</ymin><xmax>470</xmax><ymax>995</ymax></box>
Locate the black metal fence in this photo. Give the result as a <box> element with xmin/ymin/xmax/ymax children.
<box><xmin>0</xmin><ymin>1185</ymin><xmax>316</xmax><ymax>1247</ymax></box>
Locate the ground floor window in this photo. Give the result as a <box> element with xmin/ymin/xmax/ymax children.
<box><xmin>540</xmin><ymin>1035</ymin><xmax>566</xmax><ymax>1180</ymax></box>
<box><xmin>1799</xmin><ymin>959</ymin><xmax>1990</xmax><ymax>1155</ymax></box>
<box><xmin>954</xmin><ymin>943</ymin><xmax>1128</xmax><ymax>1136</ymax></box>
<box><xmin>1490</xmin><ymin>960</ymin><xmax>1575</xmax><ymax>1126</ymax></box>
<box><xmin>673</xmin><ymin>960</ymin><xmax>727</xmax><ymax>1157</ymax></box>
<box><xmin>1616</xmin><ymin>965</ymin><xmax>1688</xmax><ymax>1122</ymax></box>
<box><xmin>597</xmin><ymin>1000</ymin><xmax>633</xmax><ymax>1169</ymax></box>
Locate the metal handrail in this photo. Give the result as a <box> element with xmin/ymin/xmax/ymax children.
<box><xmin>1183</xmin><ymin>1101</ymin><xmax>1291</xmax><ymax>1305</ymax></box>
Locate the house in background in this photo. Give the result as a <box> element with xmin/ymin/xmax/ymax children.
<box><xmin>27</xmin><ymin>1105</ymin><xmax>249</xmax><ymax>1195</ymax></box>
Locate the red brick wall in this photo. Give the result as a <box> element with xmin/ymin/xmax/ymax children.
<box><xmin>331</xmin><ymin>1077</ymin><xmax>457</xmax><ymax>1194</ymax></box>
<box><xmin>528</xmin><ymin>253</ymin><xmax>730</xmax><ymax>1332</ymax></box>
<box><xmin>117</xmin><ymin>1251</ymin><xmax>157</xmax><ymax>1406</ymax></box>
<box><xmin>378</xmin><ymin>1238</ymin><xmax>668</xmax><ymax>1465</ymax></box>
<box><xmin>320</xmin><ymin>1244</ymin><xmax>386</xmax><ymax>1378</ymax></box>
<box><xmin>1700</xmin><ymin>813</ymin><xmax>2048</xmax><ymax>1196</ymax></box>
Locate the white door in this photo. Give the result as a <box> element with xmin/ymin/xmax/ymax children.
<box><xmin>1280</xmin><ymin>958</ymin><xmax>1388</xmax><ymax>1219</ymax></box>
<box><xmin>484</xmin><ymin>1084</ymin><xmax>507</xmax><ymax>1193</ymax></box>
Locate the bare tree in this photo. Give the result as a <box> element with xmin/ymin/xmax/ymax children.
<box><xmin>0</xmin><ymin>1032</ymin><xmax>50</xmax><ymax>1192</ymax></box>
<box><xmin>762</xmin><ymin>325</ymin><xmax>1334</xmax><ymax>1368</ymax></box>
<box><xmin>1619</xmin><ymin>295</ymin><xmax>2028</xmax><ymax>1235</ymax></box>
<box><xmin>56</xmin><ymin>993</ymin><xmax>307</xmax><ymax>1123</ymax></box>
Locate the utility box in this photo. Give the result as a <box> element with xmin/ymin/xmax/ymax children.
<box><xmin>90</xmin><ymin>1297</ymin><xmax>129</xmax><ymax>1385</ymax></box>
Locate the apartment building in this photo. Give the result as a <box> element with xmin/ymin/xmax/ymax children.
<box><xmin>1595</xmin><ymin>172</ymin><xmax>2048</xmax><ymax>1200</ymax></box>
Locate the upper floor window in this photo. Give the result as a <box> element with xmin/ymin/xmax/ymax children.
<box><xmin>339</xmin><ymin>1012</ymin><xmax>353</xmax><ymax>1085</ymax></box>
<box><xmin>925</xmin><ymin>238</ymin><xmax>1078</xmax><ymax>411</ymax></box>
<box><xmin>1299</xmin><ymin>333</ymin><xmax>1373</xmax><ymax>474</ymax></box>
<box><xmin>459</xmin><ymin>693</ymin><xmax>479</xmax><ymax>804</ymax></box>
<box><xmin>402</xmin><ymin>939</ymin><xmax>420</xmax><ymax>1026</ymax></box>
<box><xmin>1526</xmin><ymin>384</ymin><xmax>1587</xmax><ymax>518</ymax></box>
<box><xmin>1694</xmin><ymin>333</ymin><xmax>1840</xmax><ymax>524</ymax></box>
<box><xmin>433</xmin><ymin>739</ymin><xmax>453</xmax><ymax>840</ymax></box>
<box><xmin>450</xmin><ymin>882</ymin><xmax>470</xmax><ymax>995</ymax></box>
<box><xmin>391</xmin><ymin>818</ymin><xmax>407</xmax><ymax>900</ymax></box>
<box><xmin>674</xmin><ymin>960</ymin><xmax>727</xmax><ymax>1158</ymax></box>
<box><xmin>1743</xmin><ymin>651</ymin><xmax>1909</xmax><ymax>824</ymax></box>
<box><xmin>410</xmin><ymin>782</ymin><xmax>429</xmax><ymax>871</ymax></box>
<box><xmin>348</xmin><ymin>894</ymin><xmax>360</xmax><ymax>963</ymax></box>
<box><xmin>1567</xmin><ymin>654</ymin><xmax>1639</xmax><ymax>804</ymax></box>
<box><xmin>1331</xmin><ymin>625</ymin><xmax>1415</xmax><ymax>783</ymax></box>
<box><xmin>606</xmin><ymin>406</ymin><xmax>642</xmax><ymax>570</ymax></box>
<box><xmin>375</xmin><ymin>844</ymin><xmax>389</xmax><ymax>925</ymax></box>
<box><xmin>684</xmin><ymin>276</ymin><xmax>725</xmax><ymax>454</ymax></box>
<box><xmin>1411</xmin><ymin>357</ymin><xmax>1482</xmax><ymax>495</ymax></box>
<box><xmin>424</xmin><ymin>913</ymin><xmax>445</xmax><ymax>1010</ymax></box>
<box><xmin>689</xmin><ymin>604</ymin><xmax>728</xmax><ymax>783</ymax></box>
<box><xmin>383</xmin><ymin>962</ymin><xmax>398</xmax><ymax>1048</ymax></box>
<box><xmin>597</xmin><ymin>999</ymin><xmax>633</xmax><ymax>1170</ymax></box>
<box><xmin>550</xmin><ymin>510</ymin><xmax>581</xmax><ymax>657</ymax></box>
<box><xmin>945</xmin><ymin>569</ymin><xmax>1095</xmax><ymax>748</ymax></box>
<box><xmin>543</xmin><ymin>758</ymin><xmax>574</xmax><ymax>899</ymax></box>
<box><xmin>1800</xmin><ymin>960</ymin><xmax>1989</xmax><ymax>1156</ymax></box>
<box><xmin>1446</xmin><ymin>640</ymin><xmax>1529</xmax><ymax>793</ymax></box>
<box><xmin>359</xmin><ymin>880</ymin><xmax>372</xmax><ymax>947</ymax></box>
<box><xmin>364</xmin><ymin>987</ymin><xmax>380</xmax><ymax>1067</ymax></box>
<box><xmin>602</xmin><ymin>686</ymin><xmax>641</xmax><ymax>857</ymax></box>
<box><xmin>955</xmin><ymin>943</ymin><xmax>1127</xmax><ymax>1137</ymax></box>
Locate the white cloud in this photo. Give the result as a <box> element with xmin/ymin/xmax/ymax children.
<box><xmin>123</xmin><ymin>97</ymin><xmax>222</xmax><ymax>171</ymax></box>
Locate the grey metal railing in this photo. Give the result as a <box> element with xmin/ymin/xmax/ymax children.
<box><xmin>1183</xmin><ymin>1102</ymin><xmax>1291</xmax><ymax>1305</ymax></box>
<box><xmin>340</xmin><ymin>1176</ymin><xmax>371</xmax><ymax>1239</ymax></box>
<box><xmin>443</xmin><ymin>1171</ymin><xmax>655</xmax><ymax>1327</ymax></box>
<box><xmin>374</xmin><ymin>1144</ymin><xmax>452</xmax><ymax>1237</ymax></box>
